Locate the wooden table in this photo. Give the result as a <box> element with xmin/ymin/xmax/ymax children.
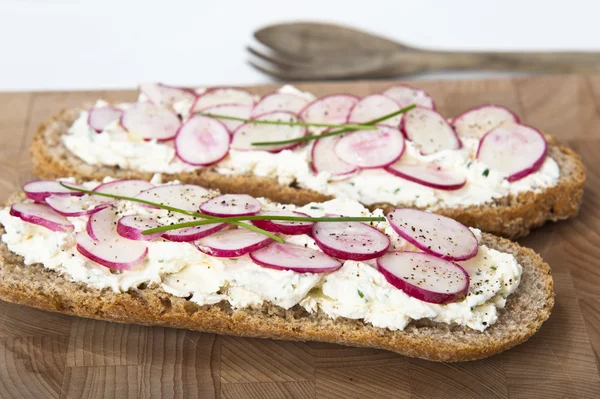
<box><xmin>0</xmin><ymin>75</ymin><xmax>599</xmax><ymax>398</ymax></box>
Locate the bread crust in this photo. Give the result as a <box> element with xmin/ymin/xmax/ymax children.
<box><xmin>30</xmin><ymin>108</ymin><xmax>585</xmax><ymax>239</ymax></box>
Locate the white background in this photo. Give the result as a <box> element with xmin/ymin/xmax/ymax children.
<box><xmin>0</xmin><ymin>0</ymin><xmax>598</xmax><ymax>91</ymax></box>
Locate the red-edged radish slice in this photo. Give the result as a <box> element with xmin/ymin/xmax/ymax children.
<box><xmin>251</xmin><ymin>210</ymin><xmax>314</xmax><ymax>235</ymax></box>
<box><xmin>199</xmin><ymin>194</ymin><xmax>261</xmax><ymax>217</ymax></box>
<box><xmin>385</xmin><ymin>162</ymin><xmax>466</xmax><ymax>190</ymax></box>
<box><xmin>120</xmin><ymin>102</ymin><xmax>181</xmax><ymax>141</ymax></box>
<box><xmin>23</xmin><ymin>180</ymin><xmax>85</xmax><ymax>202</ymax></box>
<box><xmin>86</xmin><ymin>206</ymin><xmax>118</xmax><ymax>241</ymax></box>
<box><xmin>93</xmin><ymin>179</ymin><xmax>154</xmax><ymax>198</ymax></box>
<box><xmin>250</xmin><ymin>242</ymin><xmax>342</xmax><ymax>273</ymax></box>
<box><xmin>310</xmin><ymin>135</ymin><xmax>358</xmax><ymax>178</ymax></box>
<box><xmin>377</xmin><ymin>251</ymin><xmax>469</xmax><ymax>304</ymax></box>
<box><xmin>231</xmin><ymin>111</ymin><xmax>306</xmax><ymax>152</ymax></box>
<box><xmin>163</xmin><ymin>222</ymin><xmax>228</xmax><ymax>242</ymax></box>
<box><xmin>401</xmin><ymin>107</ymin><xmax>461</xmax><ymax>155</ymax></box>
<box><xmin>386</xmin><ymin>208</ymin><xmax>478</xmax><ymax>261</ymax></box>
<box><xmin>197</xmin><ymin>104</ymin><xmax>252</xmax><ymax>133</ymax></box>
<box><xmin>299</xmin><ymin>94</ymin><xmax>359</xmax><ymax>125</ymax></box>
<box><xmin>139</xmin><ymin>83</ymin><xmax>197</xmax><ymax>109</ymax></box>
<box><xmin>88</xmin><ymin>106</ymin><xmax>123</xmax><ymax>133</ymax></box>
<box><xmin>382</xmin><ymin>85</ymin><xmax>435</xmax><ymax>109</ymax></box>
<box><xmin>476</xmin><ymin>124</ymin><xmax>547</xmax><ymax>182</ymax></box>
<box><xmin>311</xmin><ymin>221</ymin><xmax>390</xmax><ymax>261</ymax></box>
<box><xmin>195</xmin><ymin>228</ymin><xmax>273</xmax><ymax>258</ymax></box>
<box><xmin>192</xmin><ymin>88</ymin><xmax>255</xmax><ymax>111</ymax></box>
<box><xmin>252</xmin><ymin>92</ymin><xmax>311</xmax><ymax>116</ymax></box>
<box><xmin>46</xmin><ymin>195</ymin><xmax>107</xmax><ymax>217</ymax></box>
<box><xmin>135</xmin><ymin>184</ymin><xmax>210</xmax><ymax>211</ymax></box>
<box><xmin>10</xmin><ymin>203</ymin><xmax>74</xmax><ymax>232</ymax></box>
<box><xmin>117</xmin><ymin>215</ymin><xmax>163</xmax><ymax>241</ymax></box>
<box><xmin>335</xmin><ymin>126</ymin><xmax>405</xmax><ymax>169</ymax></box>
<box><xmin>452</xmin><ymin>105</ymin><xmax>519</xmax><ymax>139</ymax></box>
<box><xmin>175</xmin><ymin>115</ymin><xmax>230</xmax><ymax>166</ymax></box>
<box><xmin>76</xmin><ymin>231</ymin><xmax>147</xmax><ymax>271</ymax></box>
<box><xmin>347</xmin><ymin>94</ymin><xmax>402</xmax><ymax>126</ymax></box>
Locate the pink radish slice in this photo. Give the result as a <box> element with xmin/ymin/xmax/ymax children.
<box><xmin>175</xmin><ymin>115</ymin><xmax>231</xmax><ymax>166</ymax></box>
<box><xmin>135</xmin><ymin>184</ymin><xmax>210</xmax><ymax>211</ymax></box>
<box><xmin>299</xmin><ymin>94</ymin><xmax>359</xmax><ymax>125</ymax></box>
<box><xmin>334</xmin><ymin>126</ymin><xmax>405</xmax><ymax>169</ymax></box>
<box><xmin>385</xmin><ymin>162</ymin><xmax>466</xmax><ymax>190</ymax></box>
<box><xmin>192</xmin><ymin>88</ymin><xmax>255</xmax><ymax>111</ymax></box>
<box><xmin>377</xmin><ymin>251</ymin><xmax>469</xmax><ymax>304</ymax></box>
<box><xmin>93</xmin><ymin>179</ymin><xmax>154</xmax><ymax>198</ymax></box>
<box><xmin>46</xmin><ymin>195</ymin><xmax>107</xmax><ymax>217</ymax></box>
<box><xmin>76</xmin><ymin>232</ymin><xmax>147</xmax><ymax>271</ymax></box>
<box><xmin>10</xmin><ymin>203</ymin><xmax>74</xmax><ymax>232</ymax></box>
<box><xmin>163</xmin><ymin>222</ymin><xmax>228</xmax><ymax>242</ymax></box>
<box><xmin>310</xmin><ymin>135</ymin><xmax>358</xmax><ymax>178</ymax></box>
<box><xmin>231</xmin><ymin>111</ymin><xmax>306</xmax><ymax>152</ymax></box>
<box><xmin>252</xmin><ymin>92</ymin><xmax>311</xmax><ymax>116</ymax></box>
<box><xmin>251</xmin><ymin>210</ymin><xmax>314</xmax><ymax>235</ymax></box>
<box><xmin>452</xmin><ymin>105</ymin><xmax>519</xmax><ymax>139</ymax></box>
<box><xmin>23</xmin><ymin>180</ymin><xmax>85</xmax><ymax>202</ymax></box>
<box><xmin>120</xmin><ymin>102</ymin><xmax>181</xmax><ymax>141</ymax></box>
<box><xmin>401</xmin><ymin>107</ymin><xmax>461</xmax><ymax>155</ymax></box>
<box><xmin>250</xmin><ymin>242</ymin><xmax>342</xmax><ymax>273</ymax></box>
<box><xmin>476</xmin><ymin>124</ymin><xmax>547</xmax><ymax>182</ymax></box>
<box><xmin>382</xmin><ymin>85</ymin><xmax>435</xmax><ymax>109</ymax></box>
<box><xmin>117</xmin><ymin>215</ymin><xmax>163</xmax><ymax>241</ymax></box>
<box><xmin>195</xmin><ymin>228</ymin><xmax>273</xmax><ymax>258</ymax></box>
<box><xmin>311</xmin><ymin>220</ymin><xmax>390</xmax><ymax>261</ymax></box>
<box><xmin>386</xmin><ymin>208</ymin><xmax>478</xmax><ymax>261</ymax></box>
<box><xmin>199</xmin><ymin>194</ymin><xmax>261</xmax><ymax>217</ymax></box>
<box><xmin>88</xmin><ymin>106</ymin><xmax>123</xmax><ymax>133</ymax></box>
<box><xmin>139</xmin><ymin>83</ymin><xmax>197</xmax><ymax>109</ymax></box>
<box><xmin>347</xmin><ymin>94</ymin><xmax>402</xmax><ymax>126</ymax></box>
<box><xmin>197</xmin><ymin>104</ymin><xmax>252</xmax><ymax>133</ymax></box>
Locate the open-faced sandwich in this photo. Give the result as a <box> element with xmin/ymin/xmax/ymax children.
<box><xmin>0</xmin><ymin>177</ymin><xmax>553</xmax><ymax>362</ymax></box>
<box><xmin>31</xmin><ymin>83</ymin><xmax>585</xmax><ymax>239</ymax></box>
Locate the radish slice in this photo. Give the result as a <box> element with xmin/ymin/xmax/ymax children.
<box><xmin>347</xmin><ymin>94</ymin><xmax>402</xmax><ymax>126</ymax></box>
<box><xmin>401</xmin><ymin>107</ymin><xmax>461</xmax><ymax>155</ymax></box>
<box><xmin>251</xmin><ymin>210</ymin><xmax>314</xmax><ymax>235</ymax></box>
<box><xmin>46</xmin><ymin>195</ymin><xmax>107</xmax><ymax>217</ymax></box>
<box><xmin>452</xmin><ymin>105</ymin><xmax>519</xmax><ymax>139</ymax></box>
<box><xmin>250</xmin><ymin>242</ymin><xmax>342</xmax><ymax>273</ymax></box>
<box><xmin>88</xmin><ymin>106</ymin><xmax>123</xmax><ymax>133</ymax></box>
<box><xmin>192</xmin><ymin>88</ymin><xmax>255</xmax><ymax>111</ymax></box>
<box><xmin>197</xmin><ymin>104</ymin><xmax>252</xmax><ymax>133</ymax></box>
<box><xmin>311</xmin><ymin>221</ymin><xmax>390</xmax><ymax>261</ymax></box>
<box><xmin>195</xmin><ymin>228</ymin><xmax>273</xmax><ymax>258</ymax></box>
<box><xmin>76</xmin><ymin>231</ymin><xmax>147</xmax><ymax>271</ymax></box>
<box><xmin>120</xmin><ymin>102</ymin><xmax>181</xmax><ymax>141</ymax></box>
<box><xmin>163</xmin><ymin>222</ymin><xmax>228</xmax><ymax>242</ymax></box>
<box><xmin>385</xmin><ymin>162</ymin><xmax>466</xmax><ymax>190</ymax></box>
<box><xmin>231</xmin><ymin>111</ymin><xmax>306</xmax><ymax>152</ymax></box>
<box><xmin>175</xmin><ymin>115</ymin><xmax>230</xmax><ymax>166</ymax></box>
<box><xmin>117</xmin><ymin>215</ymin><xmax>163</xmax><ymax>241</ymax></box>
<box><xmin>23</xmin><ymin>180</ymin><xmax>85</xmax><ymax>202</ymax></box>
<box><xmin>199</xmin><ymin>194</ymin><xmax>261</xmax><ymax>217</ymax></box>
<box><xmin>377</xmin><ymin>251</ymin><xmax>469</xmax><ymax>304</ymax></box>
<box><xmin>299</xmin><ymin>94</ymin><xmax>359</xmax><ymax>125</ymax></box>
<box><xmin>310</xmin><ymin>135</ymin><xmax>358</xmax><ymax>178</ymax></box>
<box><xmin>334</xmin><ymin>126</ymin><xmax>405</xmax><ymax>169</ymax></box>
<box><xmin>135</xmin><ymin>184</ymin><xmax>210</xmax><ymax>211</ymax></box>
<box><xmin>93</xmin><ymin>179</ymin><xmax>154</xmax><ymax>198</ymax></box>
<box><xmin>476</xmin><ymin>124</ymin><xmax>547</xmax><ymax>182</ymax></box>
<box><xmin>382</xmin><ymin>85</ymin><xmax>435</xmax><ymax>109</ymax></box>
<box><xmin>10</xmin><ymin>203</ymin><xmax>74</xmax><ymax>232</ymax></box>
<box><xmin>386</xmin><ymin>208</ymin><xmax>478</xmax><ymax>260</ymax></box>
<box><xmin>252</xmin><ymin>92</ymin><xmax>311</xmax><ymax>116</ymax></box>
<box><xmin>139</xmin><ymin>83</ymin><xmax>197</xmax><ymax>109</ymax></box>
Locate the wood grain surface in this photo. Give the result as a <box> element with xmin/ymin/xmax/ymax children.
<box><xmin>0</xmin><ymin>75</ymin><xmax>599</xmax><ymax>398</ymax></box>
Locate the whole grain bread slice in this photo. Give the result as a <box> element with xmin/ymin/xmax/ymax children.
<box><xmin>0</xmin><ymin>194</ymin><xmax>553</xmax><ymax>362</ymax></box>
<box><xmin>31</xmin><ymin>108</ymin><xmax>585</xmax><ymax>239</ymax></box>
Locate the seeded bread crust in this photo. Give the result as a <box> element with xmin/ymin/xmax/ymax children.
<box><xmin>31</xmin><ymin>108</ymin><xmax>585</xmax><ymax>239</ymax></box>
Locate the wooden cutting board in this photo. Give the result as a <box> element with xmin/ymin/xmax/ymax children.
<box><xmin>0</xmin><ymin>75</ymin><xmax>599</xmax><ymax>399</ymax></box>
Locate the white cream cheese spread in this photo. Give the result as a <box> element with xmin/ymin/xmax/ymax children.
<box><xmin>0</xmin><ymin>178</ymin><xmax>522</xmax><ymax>332</ymax></box>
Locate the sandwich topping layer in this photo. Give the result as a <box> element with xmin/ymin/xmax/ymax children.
<box><xmin>0</xmin><ymin>177</ymin><xmax>522</xmax><ymax>332</ymax></box>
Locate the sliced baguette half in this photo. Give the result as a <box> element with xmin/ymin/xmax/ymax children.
<box><xmin>31</xmin><ymin>108</ymin><xmax>585</xmax><ymax>239</ymax></box>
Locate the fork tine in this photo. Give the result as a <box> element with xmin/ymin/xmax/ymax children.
<box><xmin>246</xmin><ymin>45</ymin><xmax>309</xmax><ymax>69</ymax></box>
